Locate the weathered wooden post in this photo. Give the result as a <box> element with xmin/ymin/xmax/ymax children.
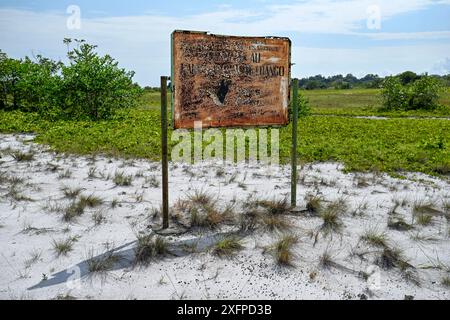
<box><xmin>291</xmin><ymin>78</ymin><xmax>299</xmax><ymax>207</ymax></box>
<box><xmin>160</xmin><ymin>76</ymin><xmax>169</xmax><ymax>229</ymax></box>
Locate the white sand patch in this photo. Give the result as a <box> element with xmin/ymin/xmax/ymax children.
<box><xmin>0</xmin><ymin>133</ymin><xmax>449</xmax><ymax>300</ymax></box>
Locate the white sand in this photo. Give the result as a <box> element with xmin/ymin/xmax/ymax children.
<box><xmin>0</xmin><ymin>133</ymin><xmax>449</xmax><ymax>300</ymax></box>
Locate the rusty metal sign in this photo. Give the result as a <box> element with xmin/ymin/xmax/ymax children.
<box><xmin>171</xmin><ymin>31</ymin><xmax>291</xmax><ymax>129</ymax></box>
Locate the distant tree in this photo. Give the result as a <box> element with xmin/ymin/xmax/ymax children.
<box><xmin>305</xmin><ymin>80</ymin><xmax>322</xmax><ymax>90</ymax></box>
<box><xmin>397</xmin><ymin>71</ymin><xmax>419</xmax><ymax>85</ymax></box>
<box><xmin>381</xmin><ymin>74</ymin><xmax>443</xmax><ymax>111</ymax></box>
<box><xmin>344</xmin><ymin>73</ymin><xmax>358</xmax><ymax>83</ymax></box>
<box><xmin>333</xmin><ymin>80</ymin><xmax>352</xmax><ymax>90</ymax></box>
<box><xmin>60</xmin><ymin>39</ymin><xmax>142</xmax><ymax>120</ymax></box>
<box><xmin>0</xmin><ymin>50</ymin><xmax>7</xmax><ymax>109</ymax></box>
<box><xmin>0</xmin><ymin>54</ymin><xmax>22</xmax><ymax>110</ymax></box>
<box><xmin>407</xmin><ymin>75</ymin><xmax>443</xmax><ymax>110</ymax></box>
<box><xmin>381</xmin><ymin>76</ymin><xmax>407</xmax><ymax>110</ymax></box>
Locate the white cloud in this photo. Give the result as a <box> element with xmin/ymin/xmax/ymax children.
<box><xmin>352</xmin><ymin>31</ymin><xmax>450</xmax><ymax>40</ymax></box>
<box><xmin>293</xmin><ymin>44</ymin><xmax>450</xmax><ymax>78</ymax></box>
<box><xmin>431</xmin><ymin>57</ymin><xmax>450</xmax><ymax>74</ymax></box>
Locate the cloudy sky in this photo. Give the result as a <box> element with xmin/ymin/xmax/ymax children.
<box><xmin>0</xmin><ymin>0</ymin><xmax>449</xmax><ymax>85</ymax></box>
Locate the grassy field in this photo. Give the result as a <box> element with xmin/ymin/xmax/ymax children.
<box><xmin>303</xmin><ymin>88</ymin><xmax>450</xmax><ymax>117</ymax></box>
<box><xmin>1</xmin><ymin>105</ymin><xmax>449</xmax><ymax>176</ymax></box>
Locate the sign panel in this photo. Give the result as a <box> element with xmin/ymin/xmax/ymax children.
<box><xmin>171</xmin><ymin>31</ymin><xmax>291</xmax><ymax>129</ymax></box>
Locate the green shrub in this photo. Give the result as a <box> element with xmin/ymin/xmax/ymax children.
<box><xmin>381</xmin><ymin>75</ymin><xmax>443</xmax><ymax>111</ymax></box>
<box><xmin>59</xmin><ymin>39</ymin><xmax>141</xmax><ymax>120</ymax></box>
<box><xmin>408</xmin><ymin>76</ymin><xmax>443</xmax><ymax>110</ymax></box>
<box><xmin>381</xmin><ymin>76</ymin><xmax>408</xmax><ymax>110</ymax></box>
<box><xmin>0</xmin><ymin>39</ymin><xmax>142</xmax><ymax>120</ymax></box>
<box><xmin>290</xmin><ymin>91</ymin><xmax>311</xmax><ymax>118</ymax></box>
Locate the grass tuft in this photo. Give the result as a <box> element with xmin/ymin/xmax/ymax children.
<box><xmin>11</xmin><ymin>150</ymin><xmax>34</xmax><ymax>162</ymax></box>
<box><xmin>442</xmin><ymin>276</ymin><xmax>450</xmax><ymax>287</ymax></box>
<box><xmin>52</xmin><ymin>238</ymin><xmax>74</xmax><ymax>257</ymax></box>
<box><xmin>360</xmin><ymin>229</ymin><xmax>389</xmax><ymax>248</ymax></box>
<box><xmin>387</xmin><ymin>217</ymin><xmax>413</xmax><ymax>231</ymax></box>
<box><xmin>305</xmin><ymin>194</ymin><xmax>322</xmax><ymax>215</ymax></box>
<box><xmin>213</xmin><ymin>236</ymin><xmax>243</xmax><ymax>257</ymax></box>
<box><xmin>61</xmin><ymin>186</ymin><xmax>82</xmax><ymax>199</ymax></box>
<box><xmin>87</xmin><ymin>249</ymin><xmax>121</xmax><ymax>273</ymax></box>
<box><xmin>145</xmin><ymin>175</ymin><xmax>160</xmax><ymax>188</ymax></box>
<box><xmin>79</xmin><ymin>194</ymin><xmax>103</xmax><ymax>208</ymax></box>
<box><xmin>267</xmin><ymin>234</ymin><xmax>298</xmax><ymax>266</ymax></box>
<box><xmin>319</xmin><ymin>207</ymin><xmax>343</xmax><ymax>234</ymax></box>
<box><xmin>92</xmin><ymin>210</ymin><xmax>107</xmax><ymax>225</ymax></box>
<box><xmin>319</xmin><ymin>250</ymin><xmax>336</xmax><ymax>270</ymax></box>
<box><xmin>255</xmin><ymin>198</ymin><xmax>290</xmax><ymax>215</ymax></box>
<box><xmin>58</xmin><ymin>169</ymin><xmax>72</xmax><ymax>179</ymax></box>
<box><xmin>260</xmin><ymin>214</ymin><xmax>290</xmax><ymax>232</ymax></box>
<box><xmin>415</xmin><ymin>214</ymin><xmax>433</xmax><ymax>226</ymax></box>
<box><xmin>113</xmin><ymin>171</ymin><xmax>133</xmax><ymax>186</ymax></box>
<box><xmin>134</xmin><ymin>235</ymin><xmax>169</xmax><ymax>265</ymax></box>
<box><xmin>375</xmin><ymin>246</ymin><xmax>412</xmax><ymax>271</ymax></box>
<box><xmin>63</xmin><ymin>201</ymin><xmax>85</xmax><ymax>222</ymax></box>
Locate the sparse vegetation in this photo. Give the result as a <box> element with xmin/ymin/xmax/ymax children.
<box><xmin>375</xmin><ymin>246</ymin><xmax>412</xmax><ymax>271</ymax></box>
<box><xmin>361</xmin><ymin>230</ymin><xmax>388</xmax><ymax>248</ymax></box>
<box><xmin>63</xmin><ymin>201</ymin><xmax>85</xmax><ymax>222</ymax></box>
<box><xmin>87</xmin><ymin>167</ymin><xmax>97</xmax><ymax>179</ymax></box>
<box><xmin>61</xmin><ymin>186</ymin><xmax>82</xmax><ymax>199</ymax></box>
<box><xmin>52</xmin><ymin>238</ymin><xmax>74</xmax><ymax>257</ymax></box>
<box><xmin>388</xmin><ymin>216</ymin><xmax>413</xmax><ymax>231</ymax></box>
<box><xmin>145</xmin><ymin>175</ymin><xmax>159</xmax><ymax>188</ymax></box>
<box><xmin>319</xmin><ymin>249</ymin><xmax>336</xmax><ymax>270</ymax></box>
<box><xmin>134</xmin><ymin>235</ymin><xmax>169</xmax><ymax>265</ymax></box>
<box><xmin>58</xmin><ymin>169</ymin><xmax>72</xmax><ymax>179</ymax></box>
<box><xmin>255</xmin><ymin>198</ymin><xmax>290</xmax><ymax>216</ymax></box>
<box><xmin>442</xmin><ymin>276</ymin><xmax>450</xmax><ymax>287</ymax></box>
<box><xmin>24</xmin><ymin>249</ymin><xmax>42</xmax><ymax>268</ymax></box>
<box><xmin>79</xmin><ymin>194</ymin><xmax>103</xmax><ymax>208</ymax></box>
<box><xmin>215</xmin><ymin>167</ymin><xmax>225</xmax><ymax>178</ymax></box>
<box><xmin>213</xmin><ymin>236</ymin><xmax>243</xmax><ymax>257</ymax></box>
<box><xmin>87</xmin><ymin>248</ymin><xmax>121</xmax><ymax>273</ymax></box>
<box><xmin>111</xmin><ymin>198</ymin><xmax>119</xmax><ymax>209</ymax></box>
<box><xmin>412</xmin><ymin>201</ymin><xmax>442</xmax><ymax>226</ymax></box>
<box><xmin>319</xmin><ymin>206</ymin><xmax>343</xmax><ymax>234</ymax></box>
<box><xmin>6</xmin><ymin>185</ymin><xmax>32</xmax><ymax>202</ymax></box>
<box><xmin>113</xmin><ymin>171</ymin><xmax>133</xmax><ymax>186</ymax></box>
<box><xmin>305</xmin><ymin>194</ymin><xmax>322</xmax><ymax>215</ymax></box>
<box><xmin>266</xmin><ymin>234</ymin><xmax>298</xmax><ymax>266</ymax></box>
<box><xmin>92</xmin><ymin>210</ymin><xmax>107</xmax><ymax>225</ymax></box>
<box><xmin>11</xmin><ymin>150</ymin><xmax>34</xmax><ymax>162</ymax></box>
<box><xmin>260</xmin><ymin>214</ymin><xmax>290</xmax><ymax>233</ymax></box>
<box><xmin>415</xmin><ymin>214</ymin><xmax>433</xmax><ymax>226</ymax></box>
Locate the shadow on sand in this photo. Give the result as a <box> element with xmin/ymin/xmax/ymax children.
<box><xmin>28</xmin><ymin>231</ymin><xmax>238</xmax><ymax>291</ymax></box>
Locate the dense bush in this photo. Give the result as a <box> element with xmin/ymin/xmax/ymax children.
<box><xmin>381</xmin><ymin>74</ymin><xmax>443</xmax><ymax>111</ymax></box>
<box><xmin>0</xmin><ymin>39</ymin><xmax>141</xmax><ymax>120</ymax></box>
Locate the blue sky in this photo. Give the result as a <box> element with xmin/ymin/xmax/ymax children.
<box><xmin>0</xmin><ymin>0</ymin><xmax>449</xmax><ymax>85</ymax></box>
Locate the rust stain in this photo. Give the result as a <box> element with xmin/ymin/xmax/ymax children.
<box><xmin>172</xmin><ymin>30</ymin><xmax>291</xmax><ymax>129</ymax></box>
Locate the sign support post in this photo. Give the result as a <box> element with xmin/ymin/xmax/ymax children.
<box><xmin>160</xmin><ymin>76</ymin><xmax>169</xmax><ymax>229</ymax></box>
<box><xmin>291</xmin><ymin>78</ymin><xmax>299</xmax><ymax>207</ymax></box>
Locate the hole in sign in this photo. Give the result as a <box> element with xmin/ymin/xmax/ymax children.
<box><xmin>216</xmin><ymin>79</ymin><xmax>231</xmax><ymax>104</ymax></box>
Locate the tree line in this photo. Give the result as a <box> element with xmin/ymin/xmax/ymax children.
<box><xmin>299</xmin><ymin>71</ymin><xmax>450</xmax><ymax>90</ymax></box>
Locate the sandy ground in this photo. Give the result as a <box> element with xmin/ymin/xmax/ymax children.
<box><xmin>0</xmin><ymin>133</ymin><xmax>449</xmax><ymax>300</ymax></box>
